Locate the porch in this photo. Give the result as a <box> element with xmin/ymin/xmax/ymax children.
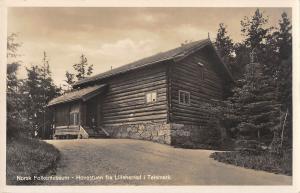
<box><xmin>47</xmin><ymin>84</ymin><xmax>109</xmax><ymax>139</ymax></box>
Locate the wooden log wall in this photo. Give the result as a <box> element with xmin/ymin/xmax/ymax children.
<box><xmin>80</xmin><ymin>102</ymin><xmax>86</xmax><ymax>126</ymax></box>
<box><xmin>101</xmin><ymin>63</ymin><xmax>169</xmax><ymax>126</ymax></box>
<box><xmin>169</xmin><ymin>46</ymin><xmax>225</xmax><ymax>126</ymax></box>
<box><xmin>54</xmin><ymin>102</ymin><xmax>79</xmax><ymax>127</ymax></box>
<box><xmin>85</xmin><ymin>97</ymin><xmax>98</xmax><ymax>128</ymax></box>
<box><xmin>55</xmin><ymin>103</ymin><xmax>70</xmax><ymax>126</ymax></box>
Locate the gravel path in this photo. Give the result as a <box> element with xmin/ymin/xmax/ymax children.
<box><xmin>44</xmin><ymin>139</ymin><xmax>292</xmax><ymax>185</ymax></box>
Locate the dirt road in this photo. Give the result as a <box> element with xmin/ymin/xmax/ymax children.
<box><xmin>45</xmin><ymin>139</ymin><xmax>292</xmax><ymax>185</ymax></box>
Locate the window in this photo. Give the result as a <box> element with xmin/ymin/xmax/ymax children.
<box><xmin>70</xmin><ymin>112</ymin><xmax>79</xmax><ymax>125</ymax></box>
<box><xmin>198</xmin><ymin>62</ymin><xmax>204</xmax><ymax>80</ymax></box>
<box><xmin>197</xmin><ymin>61</ymin><xmax>205</xmax><ymax>67</ymax></box>
<box><xmin>179</xmin><ymin>90</ymin><xmax>190</xmax><ymax>105</ymax></box>
<box><xmin>146</xmin><ymin>91</ymin><xmax>157</xmax><ymax>103</ymax></box>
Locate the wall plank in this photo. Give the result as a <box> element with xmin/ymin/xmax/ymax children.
<box><xmin>100</xmin><ymin>64</ymin><xmax>169</xmax><ymax>124</ymax></box>
<box><xmin>170</xmin><ymin>47</ymin><xmax>225</xmax><ymax>125</ymax></box>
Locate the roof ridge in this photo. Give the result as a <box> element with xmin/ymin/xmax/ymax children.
<box><xmin>73</xmin><ymin>38</ymin><xmax>210</xmax><ymax>87</ymax></box>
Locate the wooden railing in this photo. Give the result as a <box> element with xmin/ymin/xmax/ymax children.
<box><xmin>99</xmin><ymin>126</ymin><xmax>110</xmax><ymax>136</ymax></box>
<box><xmin>79</xmin><ymin>125</ymin><xmax>89</xmax><ymax>139</ymax></box>
<box><xmin>54</xmin><ymin>125</ymin><xmax>110</xmax><ymax>138</ymax></box>
<box><xmin>54</xmin><ymin>125</ymin><xmax>80</xmax><ymax>135</ymax></box>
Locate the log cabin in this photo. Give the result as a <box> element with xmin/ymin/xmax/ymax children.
<box><xmin>47</xmin><ymin>38</ymin><xmax>233</xmax><ymax>145</ymax></box>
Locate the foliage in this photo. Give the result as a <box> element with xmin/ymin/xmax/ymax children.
<box><xmin>73</xmin><ymin>54</ymin><xmax>94</xmax><ymax>80</ymax></box>
<box><xmin>23</xmin><ymin>52</ymin><xmax>61</xmax><ymax>138</ymax></box>
<box><xmin>64</xmin><ymin>54</ymin><xmax>93</xmax><ymax>89</ymax></box>
<box><xmin>215</xmin><ymin>23</ymin><xmax>238</xmax><ymax>80</ymax></box>
<box><xmin>229</xmin><ymin>62</ymin><xmax>281</xmax><ymax>143</ymax></box>
<box><xmin>65</xmin><ymin>71</ymin><xmax>76</xmax><ymax>85</ymax></box>
<box><xmin>215</xmin><ymin>23</ymin><xmax>235</xmax><ymax>71</ymax></box>
<box><xmin>7</xmin><ymin>33</ymin><xmax>22</xmax><ymax>59</ymax></box>
<box><xmin>272</xmin><ymin>13</ymin><xmax>292</xmax><ymax>148</ymax></box>
<box><xmin>241</xmin><ymin>9</ymin><xmax>272</xmax><ymax>51</ymax></box>
<box><xmin>7</xmin><ymin>33</ymin><xmax>24</xmax><ymax>138</ymax></box>
<box><xmin>210</xmin><ymin>149</ymin><xmax>292</xmax><ymax>176</ymax></box>
<box><xmin>259</xmin><ymin>12</ymin><xmax>292</xmax><ymax>149</ymax></box>
<box><xmin>6</xmin><ymin>35</ymin><xmax>60</xmax><ymax>185</ymax></box>
<box><xmin>200</xmin><ymin>100</ymin><xmax>235</xmax><ymax>136</ymax></box>
<box><xmin>208</xmin><ymin>10</ymin><xmax>293</xmax><ymax>175</ymax></box>
<box><xmin>231</xmin><ymin>43</ymin><xmax>251</xmax><ymax>79</ymax></box>
<box><xmin>276</xmin><ymin>12</ymin><xmax>292</xmax><ymax>60</ymax></box>
<box><xmin>212</xmin><ymin>9</ymin><xmax>292</xmax><ymax>152</ymax></box>
<box><xmin>6</xmin><ymin>137</ymin><xmax>59</xmax><ymax>185</ymax></box>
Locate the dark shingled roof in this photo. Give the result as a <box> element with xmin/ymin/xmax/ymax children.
<box><xmin>47</xmin><ymin>84</ymin><xmax>106</xmax><ymax>107</ymax></box>
<box><xmin>73</xmin><ymin>38</ymin><xmax>216</xmax><ymax>87</ymax></box>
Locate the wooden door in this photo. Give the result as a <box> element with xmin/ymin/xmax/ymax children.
<box><xmin>86</xmin><ymin>97</ymin><xmax>98</xmax><ymax>128</ymax></box>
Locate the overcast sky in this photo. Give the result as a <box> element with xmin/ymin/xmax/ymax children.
<box><xmin>8</xmin><ymin>7</ymin><xmax>291</xmax><ymax>86</ymax></box>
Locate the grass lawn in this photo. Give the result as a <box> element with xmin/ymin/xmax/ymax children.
<box><xmin>210</xmin><ymin>150</ymin><xmax>292</xmax><ymax>176</ymax></box>
<box><xmin>6</xmin><ymin>137</ymin><xmax>60</xmax><ymax>185</ymax></box>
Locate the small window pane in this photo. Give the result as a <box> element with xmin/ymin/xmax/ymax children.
<box><xmin>146</xmin><ymin>91</ymin><xmax>157</xmax><ymax>103</ymax></box>
<box><xmin>71</xmin><ymin>114</ymin><xmax>74</xmax><ymax>124</ymax></box>
<box><xmin>75</xmin><ymin>113</ymin><xmax>79</xmax><ymax>125</ymax></box>
<box><xmin>146</xmin><ymin>93</ymin><xmax>152</xmax><ymax>103</ymax></box>
<box><xmin>179</xmin><ymin>90</ymin><xmax>190</xmax><ymax>105</ymax></box>
<box><xmin>152</xmin><ymin>92</ymin><xmax>157</xmax><ymax>102</ymax></box>
<box><xmin>70</xmin><ymin>114</ymin><xmax>73</xmax><ymax>125</ymax></box>
<box><xmin>70</xmin><ymin>112</ymin><xmax>79</xmax><ymax>125</ymax></box>
<box><xmin>179</xmin><ymin>92</ymin><xmax>182</xmax><ymax>103</ymax></box>
<box><xmin>179</xmin><ymin>92</ymin><xmax>184</xmax><ymax>103</ymax></box>
<box><xmin>185</xmin><ymin>94</ymin><xmax>190</xmax><ymax>104</ymax></box>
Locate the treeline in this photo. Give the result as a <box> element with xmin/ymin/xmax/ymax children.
<box><xmin>7</xmin><ymin>35</ymin><xmax>94</xmax><ymax>139</ymax></box>
<box><xmin>209</xmin><ymin>9</ymin><xmax>292</xmax><ymax>151</ymax></box>
<box><xmin>7</xmin><ymin>9</ymin><xmax>292</xmax><ymax>147</ymax></box>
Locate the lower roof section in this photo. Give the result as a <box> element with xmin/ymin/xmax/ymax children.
<box><xmin>47</xmin><ymin>84</ymin><xmax>107</xmax><ymax>107</ymax></box>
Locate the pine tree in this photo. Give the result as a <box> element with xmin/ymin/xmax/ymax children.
<box><xmin>6</xmin><ymin>33</ymin><xmax>24</xmax><ymax>138</ymax></box>
<box><xmin>276</xmin><ymin>12</ymin><xmax>292</xmax><ymax>60</ymax></box>
<box><xmin>73</xmin><ymin>54</ymin><xmax>93</xmax><ymax>80</ymax></box>
<box><xmin>65</xmin><ymin>71</ymin><xmax>75</xmax><ymax>85</ymax></box>
<box><xmin>7</xmin><ymin>33</ymin><xmax>21</xmax><ymax>94</ymax></box>
<box><xmin>215</xmin><ymin>23</ymin><xmax>236</xmax><ymax>78</ymax></box>
<box><xmin>7</xmin><ymin>33</ymin><xmax>21</xmax><ymax>59</ymax></box>
<box><xmin>230</xmin><ymin>60</ymin><xmax>281</xmax><ymax>144</ymax></box>
<box><xmin>232</xmin><ymin>43</ymin><xmax>251</xmax><ymax>79</ymax></box>
<box><xmin>255</xmin><ymin>12</ymin><xmax>292</xmax><ymax>149</ymax></box>
<box><xmin>274</xmin><ymin>12</ymin><xmax>292</xmax><ymax>109</ymax></box>
<box><xmin>273</xmin><ymin>12</ymin><xmax>292</xmax><ymax>148</ymax></box>
<box><xmin>228</xmin><ymin>9</ymin><xmax>281</xmax><ymax>146</ymax></box>
<box><xmin>209</xmin><ymin>10</ymin><xmax>292</xmax><ymax>152</ymax></box>
<box><xmin>24</xmin><ymin>52</ymin><xmax>61</xmax><ymax>138</ymax></box>
<box><xmin>215</xmin><ymin>23</ymin><xmax>234</xmax><ymax>63</ymax></box>
<box><xmin>64</xmin><ymin>54</ymin><xmax>93</xmax><ymax>89</ymax></box>
<box><xmin>241</xmin><ymin>9</ymin><xmax>271</xmax><ymax>51</ymax></box>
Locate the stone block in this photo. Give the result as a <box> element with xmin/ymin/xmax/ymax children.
<box><xmin>171</xmin><ymin>123</ymin><xmax>184</xmax><ymax>130</ymax></box>
<box><xmin>103</xmin><ymin>122</ymin><xmax>212</xmax><ymax>147</ymax></box>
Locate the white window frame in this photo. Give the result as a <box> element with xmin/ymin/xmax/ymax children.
<box><xmin>178</xmin><ymin>90</ymin><xmax>191</xmax><ymax>105</ymax></box>
<box><xmin>70</xmin><ymin>111</ymin><xmax>79</xmax><ymax>125</ymax></box>
<box><xmin>197</xmin><ymin>61</ymin><xmax>205</xmax><ymax>67</ymax></box>
<box><xmin>145</xmin><ymin>91</ymin><xmax>157</xmax><ymax>103</ymax></box>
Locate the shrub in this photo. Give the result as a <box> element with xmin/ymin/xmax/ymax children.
<box><xmin>210</xmin><ymin>149</ymin><xmax>292</xmax><ymax>176</ymax></box>
<box><xmin>6</xmin><ymin>137</ymin><xmax>59</xmax><ymax>185</ymax></box>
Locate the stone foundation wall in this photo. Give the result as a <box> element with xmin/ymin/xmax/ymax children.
<box><xmin>104</xmin><ymin>122</ymin><xmax>211</xmax><ymax>146</ymax></box>
<box><xmin>105</xmin><ymin>122</ymin><xmax>172</xmax><ymax>144</ymax></box>
<box><xmin>170</xmin><ymin>123</ymin><xmax>207</xmax><ymax>145</ymax></box>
